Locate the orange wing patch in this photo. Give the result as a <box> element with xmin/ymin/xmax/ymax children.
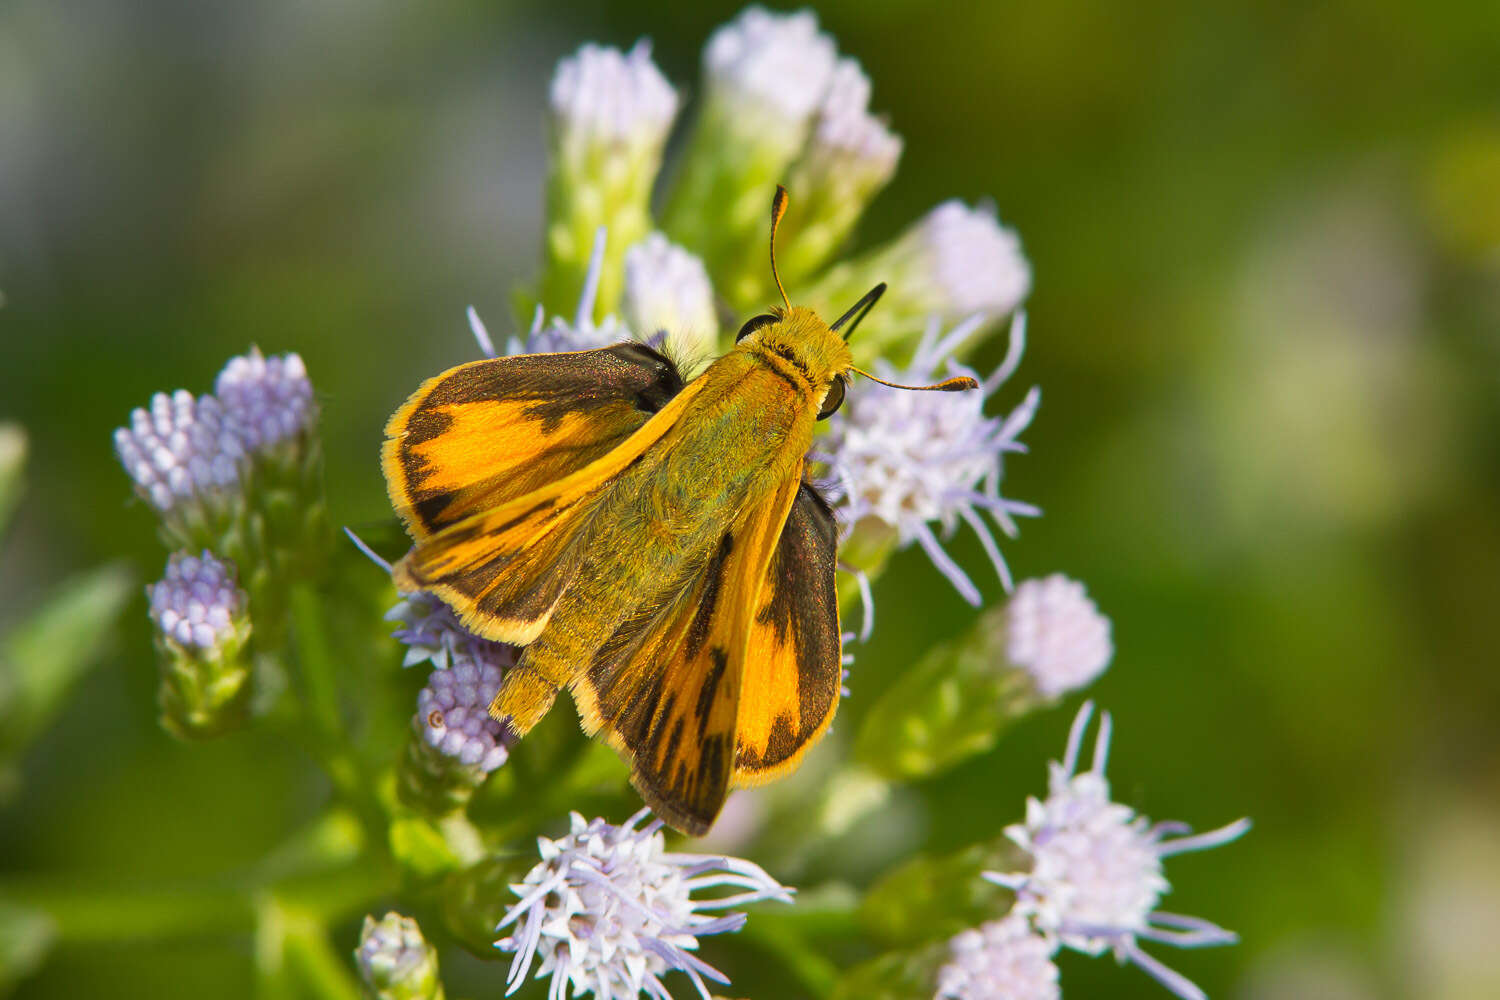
<box><xmin>387</xmin><ymin>348</ymin><xmax>699</xmax><ymax>644</ymax></box>
<box><xmin>734</xmin><ymin>482</ymin><xmax>843</xmax><ymax>785</ymax></box>
<box><xmin>383</xmin><ymin>344</ymin><xmax>684</xmax><ymax>540</ymax></box>
<box><xmin>572</xmin><ymin>474</ymin><xmax>801</xmax><ymax>835</ymax></box>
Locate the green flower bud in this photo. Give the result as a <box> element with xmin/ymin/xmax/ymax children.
<box><xmin>662</xmin><ymin>7</ymin><xmax>838</xmax><ymax>309</ymax></box>
<box><xmin>539</xmin><ymin>42</ymin><xmax>679</xmax><ymax>321</ymax></box>
<box><xmin>355</xmin><ymin>912</ymin><xmax>445</xmax><ymax>1000</ymax></box>
<box><xmin>0</xmin><ymin>423</ymin><xmax>27</xmax><ymax>537</ymax></box>
<box><xmin>148</xmin><ymin>551</ymin><xmax>254</xmax><ymax>739</ymax></box>
<box><xmin>853</xmin><ymin>575</ymin><xmax>1111</xmax><ymax>781</ymax></box>
<box><xmin>774</xmin><ymin>59</ymin><xmax>901</xmax><ymax>292</ymax></box>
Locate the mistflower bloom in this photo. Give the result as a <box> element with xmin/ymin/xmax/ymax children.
<box><xmin>386</xmin><ymin>590</ymin><xmax>518</xmax><ymax>675</ymax></box>
<box><xmin>984</xmin><ymin>702</ymin><xmax>1251</xmax><ymax>1000</ymax></box>
<box><xmin>114</xmin><ymin>389</ymin><xmax>245</xmax><ymax>516</ymax></box>
<box><xmin>664</xmin><ymin>6</ymin><xmax>840</xmax><ymax>305</ymax></box>
<box><xmin>147</xmin><ymin>549</ymin><xmax>253</xmax><ymax>738</ymax></box>
<box><xmin>777</xmin><ymin>58</ymin><xmax>903</xmax><ymax>289</ymax></box>
<box><xmin>356</xmin><ymin>912</ymin><xmax>444</xmax><ymax>1000</ymax></box>
<box><xmin>936</xmin><ymin>913</ymin><xmax>1061</xmax><ymax>1000</ymax></box>
<box><xmin>147</xmin><ymin>550</ymin><xmax>248</xmax><ymax>651</ymax></box>
<box><xmin>621</xmin><ymin>233</ymin><xmax>718</xmax><ymax>357</ymax></box>
<box><xmin>823</xmin><ymin>314</ymin><xmax>1040</xmax><ymax>605</ymax></box>
<box><xmin>497</xmin><ymin>809</ymin><xmax>794</xmax><ymax>1000</ymax></box>
<box><xmin>417</xmin><ymin>659</ymin><xmax>510</xmax><ymax>773</ymax></box>
<box><xmin>542</xmin><ymin>41</ymin><xmax>680</xmax><ymax>320</ymax></box>
<box><xmin>213</xmin><ymin>347</ymin><xmax>316</xmax><ymax>453</ymax></box>
<box><xmin>808</xmin><ymin>200</ymin><xmax>1031</xmax><ymax>364</ymax></box>
<box><xmin>1004</xmin><ymin>574</ymin><xmax>1113</xmax><ymax>698</ymax></box>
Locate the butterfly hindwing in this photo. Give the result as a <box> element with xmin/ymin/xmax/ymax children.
<box><xmin>572</xmin><ymin>474</ymin><xmax>802</xmax><ymax>835</ymax></box>
<box><xmin>734</xmin><ymin>481</ymin><xmax>843</xmax><ymax>784</ymax></box>
<box><xmin>383</xmin><ymin>343</ymin><xmax>684</xmax><ymax>540</ymax></box>
<box><xmin>387</xmin><ymin>345</ymin><xmax>700</xmax><ymax>644</ymax></box>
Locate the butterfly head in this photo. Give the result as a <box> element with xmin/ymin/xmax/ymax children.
<box><xmin>735</xmin><ymin>186</ymin><xmax>978</xmax><ymax>421</ymax></box>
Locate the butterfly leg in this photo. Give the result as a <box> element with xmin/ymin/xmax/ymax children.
<box><xmin>488</xmin><ymin>661</ymin><xmax>559</xmax><ymax>737</ymax></box>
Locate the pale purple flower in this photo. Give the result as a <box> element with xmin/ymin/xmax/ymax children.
<box><xmin>551</xmin><ymin>41</ymin><xmax>679</xmax><ymax>152</ymax></box>
<box><xmin>1004</xmin><ymin>575</ymin><xmax>1113</xmax><ymax>698</ymax></box>
<box><xmin>418</xmin><ymin>659</ymin><xmax>509</xmax><ymax>773</ymax></box>
<box><xmin>984</xmin><ymin>702</ymin><xmax>1251</xmax><ymax>1000</ymax></box>
<box><xmin>146</xmin><ymin>550</ymin><xmax>247</xmax><ymax>650</ymax></box>
<box><xmin>621</xmin><ymin>233</ymin><xmax>717</xmax><ymax>355</ymax></box>
<box><xmin>114</xmin><ymin>390</ymin><xmax>245</xmax><ymax>513</ymax></box>
<box><xmin>936</xmin><ymin>913</ymin><xmax>1061</xmax><ymax>1000</ymax></box>
<box><xmin>799</xmin><ymin>57</ymin><xmax>901</xmax><ymax>185</ymax></box>
<box><xmin>702</xmin><ymin>7</ymin><xmax>838</xmax><ymax>128</ymax></box>
<box><xmin>822</xmin><ymin>313</ymin><xmax>1040</xmax><ymax>604</ymax></box>
<box><xmin>496</xmin><ymin>809</ymin><xmax>793</xmax><ymax>1000</ymax></box>
<box><xmin>213</xmin><ymin>347</ymin><xmax>316</xmax><ymax>451</ymax></box>
<box><xmin>901</xmin><ymin>200</ymin><xmax>1031</xmax><ymax>321</ymax></box>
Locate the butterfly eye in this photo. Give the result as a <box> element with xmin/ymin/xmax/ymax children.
<box><xmin>736</xmin><ymin>313</ymin><xmax>778</xmax><ymax>343</ymax></box>
<box><xmin>817</xmin><ymin>376</ymin><xmax>846</xmax><ymax>420</ymax></box>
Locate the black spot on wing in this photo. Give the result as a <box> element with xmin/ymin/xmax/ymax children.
<box><xmin>684</xmin><ymin>532</ymin><xmax>734</xmax><ymax>661</ymax></box>
<box><xmin>696</xmin><ymin>647</ymin><xmax>730</xmax><ymax>739</ymax></box>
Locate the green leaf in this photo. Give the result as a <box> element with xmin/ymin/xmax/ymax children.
<box><xmin>0</xmin><ymin>563</ymin><xmax>134</xmax><ymax>781</ymax></box>
<box><xmin>0</xmin><ymin>901</ymin><xmax>55</xmax><ymax>998</ymax></box>
<box><xmin>0</xmin><ymin>424</ymin><xmax>25</xmax><ymax>538</ymax></box>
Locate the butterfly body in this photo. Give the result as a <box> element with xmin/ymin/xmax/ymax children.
<box><xmin>384</xmin><ymin>307</ymin><xmax>852</xmax><ymax>834</ymax></box>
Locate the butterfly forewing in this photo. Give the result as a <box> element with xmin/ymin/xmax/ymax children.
<box><xmin>383</xmin><ymin>344</ymin><xmax>684</xmax><ymax>540</ymax></box>
<box><xmin>387</xmin><ymin>346</ymin><xmax>700</xmax><ymax>643</ymax></box>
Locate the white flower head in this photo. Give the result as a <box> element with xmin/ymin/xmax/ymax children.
<box><xmin>418</xmin><ymin>658</ymin><xmax>510</xmax><ymax>773</ymax></box>
<box><xmin>908</xmin><ymin>201</ymin><xmax>1032</xmax><ymax>319</ymax></box>
<box><xmin>703</xmin><ymin>6</ymin><xmax>839</xmax><ymax>128</ymax></box>
<box><xmin>147</xmin><ymin>550</ymin><xmax>247</xmax><ymax>651</ymax></box>
<box><xmin>1005</xmin><ymin>574</ymin><xmax>1113</xmax><ymax>698</ymax></box>
<box><xmin>621</xmin><ymin>233</ymin><xmax>717</xmax><ymax>356</ymax></box>
<box><xmin>822</xmin><ymin>314</ymin><xmax>1040</xmax><ymax>604</ymax></box>
<box><xmin>551</xmin><ymin>41</ymin><xmax>679</xmax><ymax>151</ymax></box>
<box><xmin>936</xmin><ymin>913</ymin><xmax>1061</xmax><ymax>1000</ymax></box>
<box><xmin>114</xmin><ymin>389</ymin><xmax>245</xmax><ymax>513</ymax></box>
<box><xmin>497</xmin><ymin>809</ymin><xmax>794</xmax><ymax>1000</ymax></box>
<box><xmin>213</xmin><ymin>347</ymin><xmax>316</xmax><ymax>452</ymax></box>
<box><xmin>803</xmin><ymin>58</ymin><xmax>902</xmax><ymax>181</ymax></box>
<box><xmin>985</xmin><ymin>702</ymin><xmax>1251</xmax><ymax>1000</ymax></box>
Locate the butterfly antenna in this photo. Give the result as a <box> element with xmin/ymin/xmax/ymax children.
<box><xmin>829</xmin><ymin>282</ymin><xmax>887</xmax><ymax>340</ymax></box>
<box><xmin>770</xmin><ymin>185</ymin><xmax>791</xmax><ymax>311</ymax></box>
<box><xmin>850</xmin><ymin>366</ymin><xmax>979</xmax><ymax>393</ymax></box>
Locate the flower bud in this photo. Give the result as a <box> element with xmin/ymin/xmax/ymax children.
<box><xmin>620</xmin><ymin>233</ymin><xmax>718</xmax><ymax>357</ymax></box>
<box><xmin>147</xmin><ymin>551</ymin><xmax>253</xmax><ymax>739</ymax></box>
<box><xmin>355</xmin><ymin>912</ymin><xmax>445</xmax><ymax>1000</ymax></box>
<box><xmin>775</xmin><ymin>59</ymin><xmax>902</xmax><ymax>291</ymax></box>
<box><xmin>397</xmin><ymin>660</ymin><xmax>511</xmax><ymax>816</ymax></box>
<box><xmin>662</xmin><ymin>7</ymin><xmax>838</xmax><ymax>307</ymax></box>
<box><xmin>540</xmin><ymin>41</ymin><xmax>679</xmax><ymax>321</ymax></box>
<box><xmin>853</xmin><ymin>575</ymin><xmax>1110</xmax><ymax>781</ymax></box>
<box><xmin>803</xmin><ymin>201</ymin><xmax>1030</xmax><ymax>366</ymax></box>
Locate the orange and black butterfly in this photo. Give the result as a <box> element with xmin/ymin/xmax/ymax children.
<box><xmin>382</xmin><ymin>188</ymin><xmax>975</xmax><ymax>834</ymax></box>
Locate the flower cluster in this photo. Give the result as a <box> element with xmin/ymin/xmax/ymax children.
<box><xmin>146</xmin><ymin>549</ymin><xmax>253</xmax><ymax>738</ymax></box>
<box><xmin>496</xmin><ymin>809</ymin><xmax>793</xmax><ymax>1000</ymax></box>
<box><xmin>936</xmin><ymin>913</ymin><xmax>1060</xmax><ymax>1000</ymax></box>
<box><xmin>114</xmin><ymin>348</ymin><xmax>315</xmax><ymax>526</ymax></box>
<box><xmin>823</xmin><ymin>314</ymin><xmax>1040</xmax><ymax>605</ymax></box>
<box><xmin>1003</xmin><ymin>574</ymin><xmax>1113</xmax><ymax>698</ymax></box>
<box><xmin>954</xmin><ymin>702</ymin><xmax>1250</xmax><ymax>1000</ymax></box>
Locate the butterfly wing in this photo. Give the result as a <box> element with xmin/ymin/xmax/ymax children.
<box><xmin>383</xmin><ymin>343</ymin><xmax>684</xmax><ymax>540</ymax></box>
<box><xmin>384</xmin><ymin>344</ymin><xmax>696</xmax><ymax>643</ymax></box>
<box><xmin>733</xmin><ymin>482</ymin><xmax>843</xmax><ymax>785</ymax></box>
<box><xmin>572</xmin><ymin>474</ymin><xmax>802</xmax><ymax>835</ymax></box>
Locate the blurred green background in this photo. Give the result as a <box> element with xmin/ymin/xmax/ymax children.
<box><xmin>2</xmin><ymin>0</ymin><xmax>1498</xmax><ymax>997</ymax></box>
